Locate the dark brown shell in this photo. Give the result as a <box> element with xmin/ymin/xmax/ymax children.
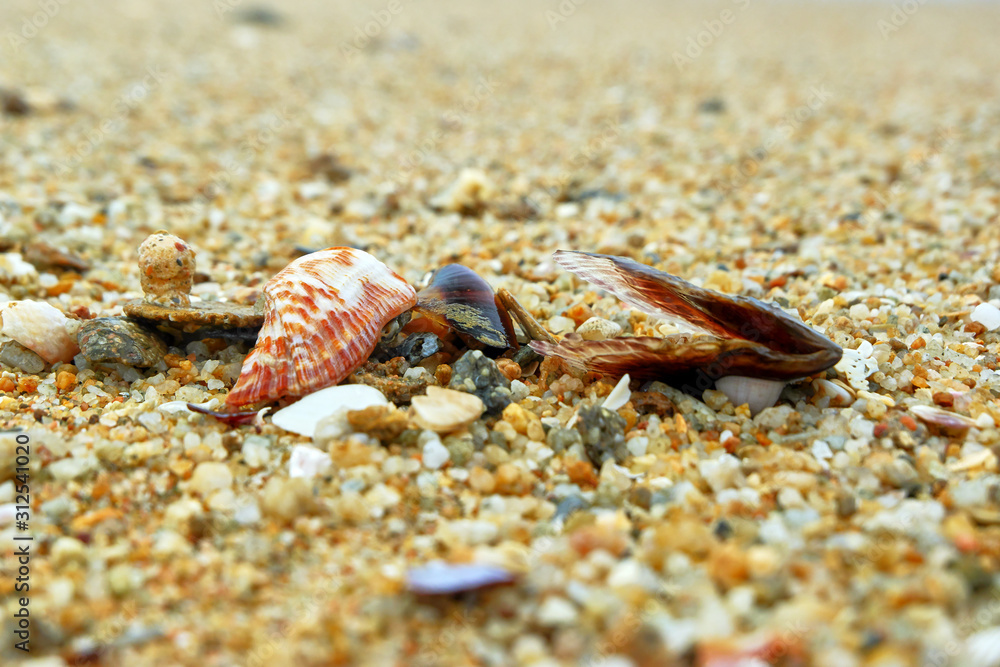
<box><xmin>413</xmin><ymin>264</ymin><xmax>517</xmax><ymax>352</ymax></box>
<box><xmin>530</xmin><ymin>251</ymin><xmax>842</xmax><ymax>382</ymax></box>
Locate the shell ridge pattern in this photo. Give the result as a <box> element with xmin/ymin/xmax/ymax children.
<box><xmin>225</xmin><ymin>247</ymin><xmax>417</xmax><ymax>406</ymax></box>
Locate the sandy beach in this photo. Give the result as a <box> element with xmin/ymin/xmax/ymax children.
<box><xmin>2</xmin><ymin>0</ymin><xmax>1000</xmax><ymax>665</ymax></box>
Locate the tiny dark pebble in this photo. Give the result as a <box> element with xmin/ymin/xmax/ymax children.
<box><xmin>628</xmin><ymin>487</ymin><xmax>652</xmax><ymax>511</ymax></box>
<box><xmin>713</xmin><ymin>519</ymin><xmax>733</xmax><ymax>541</ymax></box>
<box><xmin>233</xmin><ymin>5</ymin><xmax>286</xmax><ymax>26</ymax></box>
<box><xmin>698</xmin><ymin>97</ymin><xmax>726</xmax><ymax>113</ymax></box>
<box><xmin>835</xmin><ymin>491</ymin><xmax>857</xmax><ymax>518</ymax></box>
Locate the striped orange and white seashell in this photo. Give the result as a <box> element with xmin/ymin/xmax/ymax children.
<box><xmin>226</xmin><ymin>247</ymin><xmax>417</xmax><ymax>407</ymax></box>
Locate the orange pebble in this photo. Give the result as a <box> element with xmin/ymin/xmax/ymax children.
<box><xmin>17</xmin><ymin>377</ymin><xmax>39</xmax><ymax>393</ymax></box>
<box><xmin>566</xmin><ymin>458</ymin><xmax>598</xmax><ymax>488</ymax></box>
<box><xmin>56</xmin><ymin>370</ymin><xmax>77</xmax><ymax>391</ymax></box>
<box><xmin>0</xmin><ymin>377</ymin><xmax>14</xmax><ymax>393</ymax></box>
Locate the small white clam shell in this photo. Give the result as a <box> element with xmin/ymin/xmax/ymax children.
<box><xmin>715</xmin><ymin>376</ymin><xmax>787</xmax><ymax>415</ymax></box>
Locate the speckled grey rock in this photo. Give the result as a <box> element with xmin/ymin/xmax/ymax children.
<box><xmin>448</xmin><ymin>350</ymin><xmax>511</xmax><ymax>415</ymax></box>
<box><xmin>553</xmin><ymin>495</ymin><xmax>590</xmax><ymax>524</ymax></box>
<box><xmin>0</xmin><ymin>340</ymin><xmax>46</xmax><ymax>373</ymax></box>
<box><xmin>575</xmin><ymin>404</ymin><xmax>628</xmax><ymax>466</ymax></box>
<box><xmin>78</xmin><ymin>317</ymin><xmax>169</xmax><ymax>368</ymax></box>
<box><xmin>546</xmin><ymin>426</ymin><xmax>583</xmax><ymax>453</ymax></box>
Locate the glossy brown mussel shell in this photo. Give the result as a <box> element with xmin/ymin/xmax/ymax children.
<box><xmin>413</xmin><ymin>264</ymin><xmax>518</xmax><ymax>354</ymax></box>
<box><xmin>530</xmin><ymin>251</ymin><xmax>842</xmax><ymax>382</ymax></box>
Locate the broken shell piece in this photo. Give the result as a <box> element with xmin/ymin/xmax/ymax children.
<box><xmin>715</xmin><ymin>376</ymin><xmax>786</xmax><ymax>415</ymax></box>
<box><xmin>814</xmin><ymin>378</ymin><xmax>854</xmax><ymax>407</ymax></box>
<box><xmin>0</xmin><ymin>300</ymin><xmax>79</xmax><ymax>363</ymax></box>
<box><xmin>226</xmin><ymin>248</ymin><xmax>417</xmax><ymax>406</ymax></box>
<box><xmin>123</xmin><ymin>300</ymin><xmax>263</xmax><ymax>342</ymax></box>
<box><xmin>271</xmin><ymin>384</ymin><xmax>388</xmax><ymax>438</ymax></box>
<box><xmin>138</xmin><ymin>231</ymin><xmax>196</xmax><ymax>306</ymax></box>
<box><xmin>186</xmin><ymin>403</ymin><xmax>270</xmax><ymax>427</ymax></box>
<box><xmin>413</xmin><ymin>264</ymin><xmax>517</xmax><ymax>352</ymax></box>
<box><xmin>576</xmin><ymin>316</ymin><xmax>622</xmax><ymax>341</ymax></box>
<box><xmin>411</xmin><ymin>386</ymin><xmax>485</xmax><ymax>433</ymax></box>
<box><xmin>910</xmin><ymin>405</ymin><xmax>976</xmax><ymax>438</ymax></box>
<box><xmin>531</xmin><ymin>251</ymin><xmax>841</xmax><ymax>382</ymax></box>
<box><xmin>602</xmin><ymin>374</ymin><xmax>632</xmax><ymax>411</ymax></box>
<box><xmin>406</xmin><ymin>561</ymin><xmax>517</xmax><ymax>595</ymax></box>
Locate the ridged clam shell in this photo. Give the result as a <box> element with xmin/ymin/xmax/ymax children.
<box><xmin>531</xmin><ymin>251</ymin><xmax>842</xmax><ymax>382</ymax></box>
<box><xmin>226</xmin><ymin>248</ymin><xmax>417</xmax><ymax>406</ymax></box>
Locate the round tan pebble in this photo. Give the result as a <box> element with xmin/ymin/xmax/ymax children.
<box><xmin>138</xmin><ymin>230</ymin><xmax>197</xmax><ymax>306</ymax></box>
<box><xmin>334</xmin><ymin>491</ymin><xmax>370</xmax><ymax>523</ymax></box>
<box><xmin>494</xmin><ymin>462</ymin><xmax>532</xmax><ymax>495</ymax></box>
<box><xmin>189</xmin><ymin>462</ymin><xmax>233</xmax><ymax>496</ymax></box>
<box><xmin>495</xmin><ymin>357</ymin><xmax>521</xmax><ymax>382</ymax></box>
<box><xmin>469</xmin><ymin>466</ymin><xmax>496</xmax><ymax>493</ymax></box>
<box><xmin>502</xmin><ymin>402</ymin><xmax>531</xmax><ymax>435</ymax></box>
<box><xmin>575</xmin><ymin>317</ymin><xmax>623</xmax><ymax>341</ymax></box>
<box><xmin>261</xmin><ymin>477</ymin><xmax>314</xmax><ymax>520</ymax></box>
<box><xmin>746</xmin><ymin>545</ymin><xmax>782</xmax><ymax>578</ymax></box>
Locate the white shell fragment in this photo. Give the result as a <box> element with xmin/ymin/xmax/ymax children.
<box><xmin>158</xmin><ymin>399</ymin><xmax>221</xmax><ymax>414</ymax></box>
<box><xmin>715</xmin><ymin>376</ymin><xmax>787</xmax><ymax>415</ymax></box>
<box><xmin>0</xmin><ymin>300</ymin><xmax>79</xmax><ymax>364</ymax></box>
<box><xmin>271</xmin><ymin>384</ymin><xmax>388</xmax><ymax>438</ymax></box>
<box><xmin>602</xmin><ymin>374</ymin><xmax>632</xmax><ymax>411</ymax></box>
<box><xmin>971</xmin><ymin>303</ymin><xmax>1000</xmax><ymax>331</ymax></box>
<box><xmin>909</xmin><ymin>404</ymin><xmax>976</xmax><ymax>437</ymax></box>
<box><xmin>411</xmin><ymin>386</ymin><xmax>485</xmax><ymax>433</ymax></box>
<box><xmin>576</xmin><ymin>316</ymin><xmax>623</xmax><ymax>341</ymax></box>
<box><xmin>406</xmin><ymin>561</ymin><xmax>516</xmax><ymax>595</ymax></box>
<box><xmin>288</xmin><ymin>445</ymin><xmax>333</xmax><ymax>478</ymax></box>
<box><xmin>834</xmin><ymin>343</ymin><xmax>873</xmax><ymax>391</ymax></box>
